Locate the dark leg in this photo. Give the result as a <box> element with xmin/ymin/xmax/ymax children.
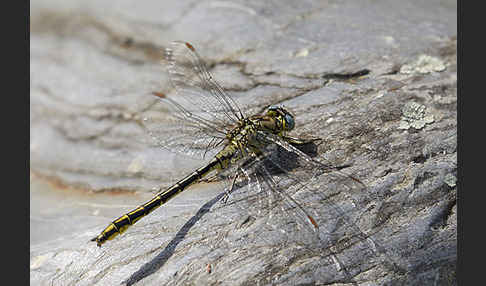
<box><xmin>221</xmin><ymin>172</ymin><xmax>239</xmax><ymax>204</ymax></box>
<box><xmin>282</xmin><ymin>135</ymin><xmax>321</xmax><ymax>146</ymax></box>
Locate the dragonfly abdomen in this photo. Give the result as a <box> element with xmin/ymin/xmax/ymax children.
<box><xmin>91</xmin><ymin>158</ymin><xmax>221</xmax><ymax>247</ymax></box>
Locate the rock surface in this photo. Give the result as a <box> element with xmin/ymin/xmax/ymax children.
<box><xmin>30</xmin><ymin>0</ymin><xmax>457</xmax><ymax>285</ymax></box>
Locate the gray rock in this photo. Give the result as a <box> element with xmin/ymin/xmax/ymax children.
<box><xmin>30</xmin><ymin>0</ymin><xmax>457</xmax><ymax>285</ymax></box>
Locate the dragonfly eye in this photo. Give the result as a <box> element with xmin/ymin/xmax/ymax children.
<box><xmin>268</xmin><ymin>106</ymin><xmax>295</xmax><ymax>131</ymax></box>
<box><xmin>284</xmin><ymin>113</ymin><xmax>295</xmax><ymax>131</ymax></box>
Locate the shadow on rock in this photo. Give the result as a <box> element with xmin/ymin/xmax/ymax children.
<box><xmin>122</xmin><ymin>192</ymin><xmax>225</xmax><ymax>286</ymax></box>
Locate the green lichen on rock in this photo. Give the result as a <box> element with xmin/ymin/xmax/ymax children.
<box><xmin>444</xmin><ymin>173</ymin><xmax>457</xmax><ymax>188</ymax></box>
<box><xmin>400</xmin><ymin>54</ymin><xmax>446</xmax><ymax>74</ymax></box>
<box><xmin>398</xmin><ymin>101</ymin><xmax>435</xmax><ymax>130</ymax></box>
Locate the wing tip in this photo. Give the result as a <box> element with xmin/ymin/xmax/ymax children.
<box><xmin>152</xmin><ymin>92</ymin><xmax>166</xmax><ymax>98</ymax></box>
<box><xmin>185</xmin><ymin>42</ymin><xmax>196</xmax><ymax>51</ymax></box>
<box><xmin>307</xmin><ymin>215</ymin><xmax>319</xmax><ymax>230</ymax></box>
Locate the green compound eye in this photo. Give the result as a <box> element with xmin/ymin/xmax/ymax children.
<box><xmin>284</xmin><ymin>113</ymin><xmax>295</xmax><ymax>131</ymax></box>
<box><xmin>268</xmin><ymin>106</ymin><xmax>295</xmax><ymax>131</ymax></box>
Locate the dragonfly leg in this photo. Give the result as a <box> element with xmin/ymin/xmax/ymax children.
<box><xmin>221</xmin><ymin>172</ymin><xmax>239</xmax><ymax>204</ymax></box>
<box><xmin>282</xmin><ymin>135</ymin><xmax>321</xmax><ymax>146</ymax></box>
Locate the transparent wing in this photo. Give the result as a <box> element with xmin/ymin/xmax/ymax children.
<box><xmin>166</xmin><ymin>41</ymin><xmax>244</xmax><ymax>125</ymax></box>
<box><xmin>142</xmin><ymin>41</ymin><xmax>244</xmax><ymax>159</ymax></box>
<box><xmin>142</xmin><ymin>103</ymin><xmax>227</xmax><ymax>159</ymax></box>
<box><xmin>246</xmin><ymin>157</ymin><xmax>323</xmax><ymax>247</ymax></box>
<box><xmin>253</xmin><ymin>132</ymin><xmax>405</xmax><ymax>275</ymax></box>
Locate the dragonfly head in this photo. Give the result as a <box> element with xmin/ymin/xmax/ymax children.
<box><xmin>267</xmin><ymin>106</ymin><xmax>295</xmax><ymax>132</ymax></box>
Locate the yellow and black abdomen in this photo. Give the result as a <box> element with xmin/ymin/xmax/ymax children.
<box><xmin>91</xmin><ymin>158</ymin><xmax>221</xmax><ymax>247</ymax></box>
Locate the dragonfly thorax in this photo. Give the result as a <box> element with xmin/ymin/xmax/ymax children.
<box><xmin>226</xmin><ymin>106</ymin><xmax>295</xmax><ymax>147</ymax></box>
<box><xmin>226</xmin><ymin>118</ymin><xmax>258</xmax><ymax>146</ymax></box>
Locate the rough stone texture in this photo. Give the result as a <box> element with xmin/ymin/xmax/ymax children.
<box><xmin>30</xmin><ymin>0</ymin><xmax>457</xmax><ymax>285</ymax></box>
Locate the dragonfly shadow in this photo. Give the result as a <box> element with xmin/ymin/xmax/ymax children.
<box><xmin>261</xmin><ymin>140</ymin><xmax>320</xmax><ymax>175</ymax></box>
<box><xmin>122</xmin><ymin>192</ymin><xmax>226</xmax><ymax>286</ymax></box>
<box><xmin>291</xmin><ymin>140</ymin><xmax>319</xmax><ymax>157</ymax></box>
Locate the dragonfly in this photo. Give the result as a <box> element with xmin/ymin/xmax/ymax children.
<box><xmin>91</xmin><ymin>42</ymin><xmax>367</xmax><ymax>256</ymax></box>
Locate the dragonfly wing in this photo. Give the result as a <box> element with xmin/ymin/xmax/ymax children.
<box><xmin>143</xmin><ymin>41</ymin><xmax>244</xmax><ymax>159</ymax></box>
<box><xmin>255</xmin><ymin>132</ymin><xmax>405</xmax><ymax>274</ymax></box>
<box><xmin>255</xmin><ymin>131</ymin><xmax>368</xmax><ymax>208</ymax></box>
<box><xmin>142</xmin><ymin>104</ymin><xmax>226</xmax><ymax>159</ymax></box>
<box><xmin>252</xmin><ymin>159</ymin><xmax>323</xmax><ymax>247</ymax></box>
<box><xmin>165</xmin><ymin>41</ymin><xmax>243</xmax><ymax>127</ymax></box>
